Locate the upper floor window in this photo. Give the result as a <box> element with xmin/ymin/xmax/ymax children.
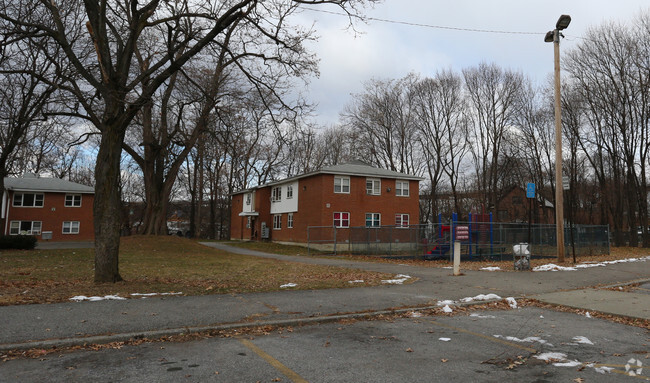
<box><xmin>13</xmin><ymin>193</ymin><xmax>44</xmax><ymax>207</ymax></box>
<box><xmin>334</xmin><ymin>176</ymin><xmax>350</xmax><ymax>194</ymax></box>
<box><xmin>366</xmin><ymin>178</ymin><xmax>381</xmax><ymax>195</ymax></box>
<box><xmin>65</xmin><ymin>194</ymin><xmax>82</xmax><ymax>207</ymax></box>
<box><xmin>245</xmin><ymin>193</ymin><xmax>252</xmax><ymax>206</ymax></box>
<box><xmin>271</xmin><ymin>187</ymin><xmax>282</xmax><ymax>202</ymax></box>
<box><xmin>395</xmin><ymin>181</ymin><xmax>409</xmax><ymax>197</ymax></box>
<box><xmin>287</xmin><ymin>185</ymin><xmax>293</xmax><ymax>199</ymax></box>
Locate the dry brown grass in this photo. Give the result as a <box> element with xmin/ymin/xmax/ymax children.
<box><xmin>0</xmin><ymin>236</ymin><xmax>394</xmax><ymax>306</ymax></box>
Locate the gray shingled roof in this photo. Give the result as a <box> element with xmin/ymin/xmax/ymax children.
<box><xmin>233</xmin><ymin>161</ymin><xmax>423</xmax><ymax>194</ymax></box>
<box><xmin>4</xmin><ymin>177</ymin><xmax>94</xmax><ymax>194</ymax></box>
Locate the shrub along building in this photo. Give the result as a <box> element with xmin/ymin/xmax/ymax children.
<box><xmin>230</xmin><ymin>161</ymin><xmax>423</xmax><ymax>244</ymax></box>
<box><xmin>1</xmin><ymin>175</ymin><xmax>95</xmax><ymax>242</ymax></box>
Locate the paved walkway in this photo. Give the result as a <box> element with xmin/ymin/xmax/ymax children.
<box><xmin>0</xmin><ymin>242</ymin><xmax>648</xmax><ymax>351</ymax></box>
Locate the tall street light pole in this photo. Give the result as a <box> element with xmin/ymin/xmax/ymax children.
<box><xmin>545</xmin><ymin>14</ymin><xmax>571</xmax><ymax>263</ymax></box>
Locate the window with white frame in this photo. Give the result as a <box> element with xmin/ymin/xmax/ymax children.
<box><xmin>395</xmin><ymin>181</ymin><xmax>409</xmax><ymax>197</ymax></box>
<box><xmin>334</xmin><ymin>176</ymin><xmax>350</xmax><ymax>194</ymax></box>
<box><xmin>333</xmin><ymin>212</ymin><xmax>349</xmax><ymax>228</ymax></box>
<box><xmin>65</xmin><ymin>194</ymin><xmax>82</xmax><ymax>207</ymax></box>
<box><xmin>62</xmin><ymin>221</ymin><xmax>80</xmax><ymax>234</ymax></box>
<box><xmin>287</xmin><ymin>213</ymin><xmax>294</xmax><ymax>228</ymax></box>
<box><xmin>10</xmin><ymin>221</ymin><xmax>42</xmax><ymax>235</ymax></box>
<box><xmin>245</xmin><ymin>193</ymin><xmax>252</xmax><ymax>206</ymax></box>
<box><xmin>273</xmin><ymin>214</ymin><xmax>282</xmax><ymax>230</ymax></box>
<box><xmin>395</xmin><ymin>214</ymin><xmax>409</xmax><ymax>228</ymax></box>
<box><xmin>286</xmin><ymin>185</ymin><xmax>293</xmax><ymax>199</ymax></box>
<box><xmin>365</xmin><ymin>213</ymin><xmax>380</xmax><ymax>228</ymax></box>
<box><xmin>13</xmin><ymin>193</ymin><xmax>44</xmax><ymax>207</ymax></box>
<box><xmin>271</xmin><ymin>187</ymin><xmax>282</xmax><ymax>202</ymax></box>
<box><xmin>366</xmin><ymin>178</ymin><xmax>381</xmax><ymax>195</ymax></box>
<box><xmin>246</xmin><ymin>216</ymin><xmax>252</xmax><ymax>229</ymax></box>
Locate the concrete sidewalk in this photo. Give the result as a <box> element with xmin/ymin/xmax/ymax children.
<box><xmin>0</xmin><ymin>243</ymin><xmax>648</xmax><ymax>351</ymax></box>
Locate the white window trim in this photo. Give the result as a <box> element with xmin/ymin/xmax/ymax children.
<box><xmin>273</xmin><ymin>214</ymin><xmax>282</xmax><ymax>230</ymax></box>
<box><xmin>333</xmin><ymin>212</ymin><xmax>350</xmax><ymax>228</ymax></box>
<box><xmin>365</xmin><ymin>213</ymin><xmax>381</xmax><ymax>228</ymax></box>
<box><xmin>395</xmin><ymin>213</ymin><xmax>410</xmax><ymax>228</ymax></box>
<box><xmin>334</xmin><ymin>176</ymin><xmax>350</xmax><ymax>194</ymax></box>
<box><xmin>366</xmin><ymin>178</ymin><xmax>381</xmax><ymax>195</ymax></box>
<box><xmin>13</xmin><ymin>193</ymin><xmax>44</xmax><ymax>208</ymax></box>
<box><xmin>396</xmin><ymin>181</ymin><xmax>410</xmax><ymax>197</ymax></box>
<box><xmin>62</xmin><ymin>221</ymin><xmax>80</xmax><ymax>234</ymax></box>
<box><xmin>65</xmin><ymin>194</ymin><xmax>82</xmax><ymax>207</ymax></box>
<box><xmin>287</xmin><ymin>185</ymin><xmax>293</xmax><ymax>199</ymax></box>
<box><xmin>10</xmin><ymin>220</ymin><xmax>42</xmax><ymax>235</ymax></box>
<box><xmin>271</xmin><ymin>187</ymin><xmax>282</xmax><ymax>203</ymax></box>
<box><xmin>287</xmin><ymin>213</ymin><xmax>294</xmax><ymax>228</ymax></box>
<box><xmin>245</xmin><ymin>193</ymin><xmax>252</xmax><ymax>206</ymax></box>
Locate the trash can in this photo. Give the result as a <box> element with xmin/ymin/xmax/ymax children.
<box><xmin>513</xmin><ymin>243</ymin><xmax>530</xmax><ymax>271</ymax></box>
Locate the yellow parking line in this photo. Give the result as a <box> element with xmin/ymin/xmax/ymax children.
<box><xmin>238</xmin><ymin>338</ymin><xmax>309</xmax><ymax>383</ymax></box>
<box><xmin>430</xmin><ymin>320</ymin><xmax>537</xmax><ymax>353</ymax></box>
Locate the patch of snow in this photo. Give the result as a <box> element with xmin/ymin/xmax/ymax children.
<box><xmin>460</xmin><ymin>293</ymin><xmax>502</xmax><ymax>303</ymax></box>
<box><xmin>480</xmin><ymin>266</ymin><xmax>501</xmax><ymax>271</ymax></box>
<box><xmin>280</xmin><ymin>283</ymin><xmax>297</xmax><ymax>288</ymax></box>
<box><xmin>442</xmin><ymin>266</ymin><xmax>453</xmax><ymax>269</ymax></box>
<box><xmin>493</xmin><ymin>335</ymin><xmax>553</xmax><ymax>346</ymax></box>
<box><xmin>534</xmin><ymin>352</ymin><xmax>567</xmax><ymax>362</ymax></box>
<box><xmin>437</xmin><ymin>300</ymin><xmax>455</xmax><ymax>306</ymax></box>
<box><xmin>572</xmin><ymin>336</ymin><xmax>594</xmax><ymax>345</ymax></box>
<box><xmin>470</xmin><ymin>313</ymin><xmax>496</xmax><ymax>319</ymax></box>
<box><xmin>554</xmin><ymin>360</ymin><xmax>582</xmax><ymax>367</ymax></box>
<box><xmin>585</xmin><ymin>312</ymin><xmax>592</xmax><ymax>318</ymax></box>
<box><xmin>381</xmin><ymin>274</ymin><xmax>411</xmax><ymax>285</ymax></box>
<box><xmin>540</xmin><ymin>315</ymin><xmax>544</xmax><ymax>318</ymax></box>
<box><xmin>438</xmin><ymin>337</ymin><xmax>451</xmax><ymax>342</ymax></box>
<box><xmin>70</xmin><ymin>295</ymin><xmax>126</xmax><ymax>302</ymax></box>
<box><xmin>533</xmin><ymin>264</ymin><xmax>577</xmax><ymax>272</ymax></box>
<box><xmin>594</xmin><ymin>366</ymin><xmax>614</xmax><ymax>374</ymax></box>
<box><xmin>130</xmin><ymin>292</ymin><xmax>182</xmax><ymax>297</ymax></box>
<box><xmin>534</xmin><ymin>256</ymin><xmax>650</xmax><ymax>272</ymax></box>
<box><xmin>409</xmin><ymin>311</ymin><xmax>423</xmax><ymax>318</ymax></box>
<box><xmin>506</xmin><ymin>297</ymin><xmax>517</xmax><ymax>309</ymax></box>
<box><xmin>442</xmin><ymin>305</ymin><xmax>453</xmax><ymax>313</ymax></box>
<box><xmin>348</xmin><ymin>280</ymin><xmax>364</xmax><ymax>284</ymax></box>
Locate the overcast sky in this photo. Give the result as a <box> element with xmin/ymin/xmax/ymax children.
<box><xmin>291</xmin><ymin>1</ymin><xmax>650</xmax><ymax>127</ymax></box>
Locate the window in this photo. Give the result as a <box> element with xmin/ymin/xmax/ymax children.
<box><xmin>273</xmin><ymin>214</ymin><xmax>282</xmax><ymax>230</ymax></box>
<box><xmin>395</xmin><ymin>181</ymin><xmax>409</xmax><ymax>197</ymax></box>
<box><xmin>287</xmin><ymin>185</ymin><xmax>293</xmax><ymax>199</ymax></box>
<box><xmin>334</xmin><ymin>176</ymin><xmax>350</xmax><ymax>194</ymax></box>
<box><xmin>365</xmin><ymin>213</ymin><xmax>381</xmax><ymax>228</ymax></box>
<box><xmin>62</xmin><ymin>221</ymin><xmax>80</xmax><ymax>234</ymax></box>
<box><xmin>245</xmin><ymin>193</ymin><xmax>252</xmax><ymax>206</ymax></box>
<box><xmin>10</xmin><ymin>221</ymin><xmax>42</xmax><ymax>235</ymax></box>
<box><xmin>498</xmin><ymin>210</ymin><xmax>509</xmax><ymax>221</ymax></box>
<box><xmin>246</xmin><ymin>216</ymin><xmax>252</xmax><ymax>229</ymax></box>
<box><xmin>366</xmin><ymin>178</ymin><xmax>381</xmax><ymax>195</ymax></box>
<box><xmin>287</xmin><ymin>213</ymin><xmax>294</xmax><ymax>228</ymax></box>
<box><xmin>13</xmin><ymin>193</ymin><xmax>44</xmax><ymax>207</ymax></box>
<box><xmin>333</xmin><ymin>212</ymin><xmax>350</xmax><ymax>228</ymax></box>
<box><xmin>65</xmin><ymin>194</ymin><xmax>82</xmax><ymax>207</ymax></box>
<box><xmin>395</xmin><ymin>214</ymin><xmax>409</xmax><ymax>228</ymax></box>
<box><xmin>512</xmin><ymin>196</ymin><xmax>522</xmax><ymax>205</ymax></box>
<box><xmin>271</xmin><ymin>187</ymin><xmax>282</xmax><ymax>202</ymax></box>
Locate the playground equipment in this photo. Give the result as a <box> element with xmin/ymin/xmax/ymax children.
<box><xmin>424</xmin><ymin>213</ymin><xmax>498</xmax><ymax>260</ymax></box>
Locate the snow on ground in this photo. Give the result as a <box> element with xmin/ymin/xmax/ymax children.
<box><xmin>534</xmin><ymin>352</ymin><xmax>568</xmax><ymax>362</ymax></box>
<box><xmin>130</xmin><ymin>292</ymin><xmax>183</xmax><ymax>298</ymax></box>
<box><xmin>571</xmin><ymin>336</ymin><xmax>594</xmax><ymax>345</ymax></box>
<box><xmin>280</xmin><ymin>283</ymin><xmax>297</xmax><ymax>288</ymax></box>
<box><xmin>470</xmin><ymin>313</ymin><xmax>496</xmax><ymax>319</ymax></box>
<box><xmin>493</xmin><ymin>335</ymin><xmax>553</xmax><ymax>347</ymax></box>
<box><xmin>585</xmin><ymin>312</ymin><xmax>592</xmax><ymax>318</ymax></box>
<box><xmin>480</xmin><ymin>266</ymin><xmax>501</xmax><ymax>271</ymax></box>
<box><xmin>534</xmin><ymin>256</ymin><xmax>650</xmax><ymax>272</ymax></box>
<box><xmin>409</xmin><ymin>311</ymin><xmax>423</xmax><ymax>318</ymax></box>
<box><xmin>381</xmin><ymin>274</ymin><xmax>411</xmax><ymax>284</ymax></box>
<box><xmin>460</xmin><ymin>293</ymin><xmax>502</xmax><ymax>303</ymax></box>
<box><xmin>506</xmin><ymin>297</ymin><xmax>517</xmax><ymax>309</ymax></box>
<box><xmin>438</xmin><ymin>337</ymin><xmax>451</xmax><ymax>342</ymax></box>
<box><xmin>70</xmin><ymin>295</ymin><xmax>126</xmax><ymax>302</ymax></box>
<box><xmin>442</xmin><ymin>305</ymin><xmax>453</xmax><ymax>313</ymax></box>
<box><xmin>348</xmin><ymin>280</ymin><xmax>364</xmax><ymax>284</ymax></box>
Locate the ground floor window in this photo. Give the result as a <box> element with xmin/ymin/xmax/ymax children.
<box><xmin>333</xmin><ymin>212</ymin><xmax>349</xmax><ymax>228</ymax></box>
<box><xmin>287</xmin><ymin>213</ymin><xmax>294</xmax><ymax>228</ymax></box>
<box><xmin>395</xmin><ymin>214</ymin><xmax>409</xmax><ymax>227</ymax></box>
<box><xmin>9</xmin><ymin>221</ymin><xmax>42</xmax><ymax>235</ymax></box>
<box><xmin>365</xmin><ymin>213</ymin><xmax>381</xmax><ymax>228</ymax></box>
<box><xmin>273</xmin><ymin>214</ymin><xmax>282</xmax><ymax>230</ymax></box>
<box><xmin>62</xmin><ymin>221</ymin><xmax>80</xmax><ymax>234</ymax></box>
<box><xmin>246</xmin><ymin>216</ymin><xmax>251</xmax><ymax>229</ymax></box>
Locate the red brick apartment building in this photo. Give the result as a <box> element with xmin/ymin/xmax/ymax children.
<box><xmin>230</xmin><ymin>162</ymin><xmax>422</xmax><ymax>243</ymax></box>
<box><xmin>1</xmin><ymin>176</ymin><xmax>95</xmax><ymax>242</ymax></box>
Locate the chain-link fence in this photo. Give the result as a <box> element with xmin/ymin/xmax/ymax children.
<box><xmin>307</xmin><ymin>222</ymin><xmax>610</xmax><ymax>260</ymax></box>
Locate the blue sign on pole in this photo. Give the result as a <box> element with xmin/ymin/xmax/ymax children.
<box><xmin>526</xmin><ymin>183</ymin><xmax>535</xmax><ymax>198</ymax></box>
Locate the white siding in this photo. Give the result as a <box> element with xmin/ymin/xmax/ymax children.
<box><xmin>270</xmin><ymin>181</ymin><xmax>298</xmax><ymax>214</ymax></box>
<box><xmin>242</xmin><ymin>191</ymin><xmax>255</xmax><ymax>213</ymax></box>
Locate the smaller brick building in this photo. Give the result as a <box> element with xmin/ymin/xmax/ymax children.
<box><xmin>1</xmin><ymin>176</ymin><xmax>95</xmax><ymax>242</ymax></box>
<box><xmin>230</xmin><ymin>162</ymin><xmax>422</xmax><ymax>243</ymax></box>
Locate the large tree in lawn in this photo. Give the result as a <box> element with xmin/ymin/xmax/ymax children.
<box><xmin>0</xmin><ymin>0</ymin><xmax>377</xmax><ymax>283</ymax></box>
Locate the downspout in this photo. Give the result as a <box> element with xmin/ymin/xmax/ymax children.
<box><xmin>3</xmin><ymin>190</ymin><xmax>10</xmax><ymax>235</ymax></box>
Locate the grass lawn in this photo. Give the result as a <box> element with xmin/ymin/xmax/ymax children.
<box><xmin>0</xmin><ymin>236</ymin><xmax>395</xmax><ymax>306</ymax></box>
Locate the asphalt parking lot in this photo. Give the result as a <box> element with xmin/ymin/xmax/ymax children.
<box><xmin>2</xmin><ymin>306</ymin><xmax>648</xmax><ymax>383</ymax></box>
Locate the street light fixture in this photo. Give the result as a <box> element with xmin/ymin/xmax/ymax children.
<box><xmin>545</xmin><ymin>14</ymin><xmax>571</xmax><ymax>263</ymax></box>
